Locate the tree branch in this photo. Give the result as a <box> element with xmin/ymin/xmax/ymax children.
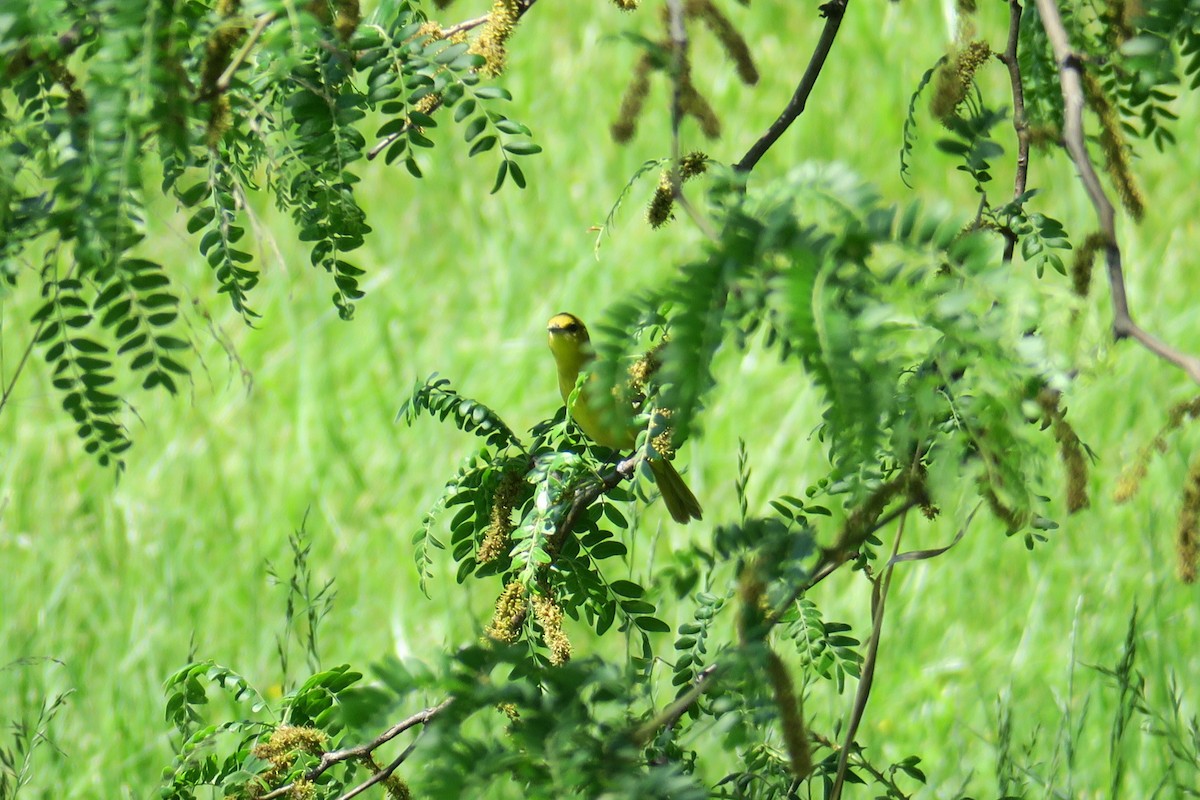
<box><xmin>258</xmin><ymin>698</ymin><xmax>453</xmax><ymax>800</ymax></box>
<box><xmin>997</xmin><ymin>0</ymin><xmax>1030</xmax><ymax>263</ymax></box>
<box><xmin>768</xmin><ymin>472</ymin><xmax>923</xmax><ymax>623</ymax></box>
<box><xmin>548</xmin><ymin>454</ymin><xmax>640</xmax><ymax>555</ymax></box>
<box><xmin>332</xmin><ymin>730</ymin><xmax>428</xmax><ymax>800</ymax></box>
<box><xmin>441</xmin><ymin>14</ymin><xmax>490</xmax><ymax>38</ymax></box>
<box><xmin>828</xmin><ymin>508</ymin><xmax>908</xmax><ymax>800</ymax></box>
<box><xmin>1033</xmin><ymin>0</ymin><xmax>1200</xmax><ymax>384</ymax></box>
<box><xmin>733</xmin><ymin>0</ymin><xmax>847</xmax><ymax>175</ymax></box>
<box><xmin>632</xmin><ymin>664</ymin><xmax>719</xmax><ymax>747</ymax></box>
<box><xmin>216</xmin><ymin>12</ymin><xmax>277</xmax><ymax>93</ymax></box>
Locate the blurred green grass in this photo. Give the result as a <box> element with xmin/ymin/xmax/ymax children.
<box><xmin>2</xmin><ymin>1</ymin><xmax>1199</xmax><ymax>796</ymax></box>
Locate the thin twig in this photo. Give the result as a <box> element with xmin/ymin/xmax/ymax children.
<box><xmin>549</xmin><ymin>455</ymin><xmax>640</xmax><ymax>554</ymax></box>
<box><xmin>997</xmin><ymin>0</ymin><xmax>1030</xmax><ymax>263</ymax></box>
<box><xmin>258</xmin><ymin>698</ymin><xmax>453</xmax><ymax>800</ymax></box>
<box><xmin>1033</xmin><ymin>0</ymin><xmax>1200</xmax><ymax>384</ymax></box>
<box><xmin>734</xmin><ymin>0</ymin><xmax>847</xmax><ymax>175</ymax></box>
<box><xmin>828</xmin><ymin>508</ymin><xmax>909</xmax><ymax>800</ymax></box>
<box><xmin>332</xmin><ymin>727</ymin><xmax>429</xmax><ymax>800</ymax></box>
<box><xmin>216</xmin><ymin>12</ymin><xmax>277</xmax><ymax>93</ymax></box>
<box><xmin>367</xmin><ymin>111</ymin><xmax>434</xmax><ymax>161</ymax></box>
<box><xmin>633</xmin><ymin>664</ymin><xmax>719</xmax><ymax>747</ymax></box>
<box><xmin>0</xmin><ymin>320</ymin><xmax>45</xmax><ymax>418</ymax></box>
<box><xmin>768</xmin><ymin>473</ymin><xmax>922</xmax><ymax>623</ymax></box>
<box><xmin>441</xmin><ymin>14</ymin><xmax>489</xmax><ymax>38</ymax></box>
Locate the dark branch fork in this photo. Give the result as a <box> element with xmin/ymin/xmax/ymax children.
<box><xmin>734</xmin><ymin>0</ymin><xmax>848</xmax><ymax>174</ymax></box>
<box><xmin>258</xmin><ymin>698</ymin><xmax>453</xmax><ymax>800</ymax></box>
<box><xmin>998</xmin><ymin>0</ymin><xmax>1031</xmax><ymax>263</ymax></box>
<box><xmin>1033</xmin><ymin>0</ymin><xmax>1200</xmax><ymax>384</ymax></box>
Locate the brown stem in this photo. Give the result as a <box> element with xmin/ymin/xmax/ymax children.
<box><xmin>1033</xmin><ymin>0</ymin><xmax>1200</xmax><ymax>384</ymax></box>
<box><xmin>998</xmin><ymin>0</ymin><xmax>1031</xmax><ymax>264</ymax></box>
<box><xmin>441</xmin><ymin>14</ymin><xmax>490</xmax><ymax>37</ymax></box>
<box><xmin>257</xmin><ymin>698</ymin><xmax>453</xmax><ymax>800</ymax></box>
<box><xmin>632</xmin><ymin>664</ymin><xmax>719</xmax><ymax>747</ymax></box>
<box><xmin>734</xmin><ymin>0</ymin><xmax>847</xmax><ymax>175</ymax></box>
<box><xmin>216</xmin><ymin>12</ymin><xmax>277</xmax><ymax>92</ymax></box>
<box><xmin>548</xmin><ymin>454</ymin><xmax>639</xmax><ymax>555</ymax></box>
<box><xmin>828</xmin><ymin>508</ymin><xmax>909</xmax><ymax>800</ymax></box>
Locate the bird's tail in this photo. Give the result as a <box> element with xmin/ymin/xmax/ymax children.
<box><xmin>649</xmin><ymin>459</ymin><xmax>703</xmax><ymax>524</ymax></box>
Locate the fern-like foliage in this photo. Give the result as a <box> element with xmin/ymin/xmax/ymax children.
<box><xmin>0</xmin><ymin>0</ymin><xmax>541</xmax><ymax>464</ymax></box>
<box><xmin>594</xmin><ymin>163</ymin><xmax>1065</xmax><ymax>534</ymax></box>
<box><xmin>399</xmin><ymin>373</ymin><xmax>525</xmax><ymax>451</ymax></box>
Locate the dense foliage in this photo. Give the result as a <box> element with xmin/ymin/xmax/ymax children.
<box><xmin>3</xmin><ymin>0</ymin><xmax>1200</xmax><ymax>798</ymax></box>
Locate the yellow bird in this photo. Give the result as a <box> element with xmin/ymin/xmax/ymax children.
<box><xmin>546</xmin><ymin>312</ymin><xmax>702</xmax><ymax>524</ymax></box>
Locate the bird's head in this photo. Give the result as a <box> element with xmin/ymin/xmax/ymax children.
<box><xmin>547</xmin><ymin>312</ymin><xmax>592</xmax><ymax>364</ymax></box>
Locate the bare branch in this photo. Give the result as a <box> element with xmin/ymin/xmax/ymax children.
<box><xmin>258</xmin><ymin>698</ymin><xmax>453</xmax><ymax>800</ymax></box>
<box><xmin>633</xmin><ymin>664</ymin><xmax>719</xmax><ymax>747</ymax></box>
<box><xmin>549</xmin><ymin>455</ymin><xmax>640</xmax><ymax>555</ymax></box>
<box><xmin>828</xmin><ymin>508</ymin><xmax>909</xmax><ymax>800</ymax></box>
<box><xmin>441</xmin><ymin>14</ymin><xmax>490</xmax><ymax>38</ymax></box>
<box><xmin>332</xmin><ymin>729</ymin><xmax>428</xmax><ymax>800</ymax></box>
<box><xmin>997</xmin><ymin>0</ymin><xmax>1030</xmax><ymax>263</ymax></box>
<box><xmin>734</xmin><ymin>0</ymin><xmax>847</xmax><ymax>175</ymax></box>
<box><xmin>216</xmin><ymin>12</ymin><xmax>277</xmax><ymax>93</ymax></box>
<box><xmin>1033</xmin><ymin>0</ymin><xmax>1200</xmax><ymax>384</ymax></box>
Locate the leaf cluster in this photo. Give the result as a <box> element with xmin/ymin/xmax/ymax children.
<box><xmin>0</xmin><ymin>0</ymin><xmax>541</xmax><ymax>465</ymax></box>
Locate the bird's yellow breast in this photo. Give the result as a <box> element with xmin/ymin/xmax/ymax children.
<box><xmin>546</xmin><ymin>312</ymin><xmax>635</xmax><ymax>450</ymax></box>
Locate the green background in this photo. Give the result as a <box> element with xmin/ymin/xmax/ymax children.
<box><xmin>2</xmin><ymin>1</ymin><xmax>1198</xmax><ymax>796</ymax></box>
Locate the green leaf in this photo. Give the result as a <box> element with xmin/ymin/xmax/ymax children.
<box><xmin>634</xmin><ymin>616</ymin><xmax>671</xmax><ymax>633</ymax></box>
<box><xmin>490</xmin><ymin>160</ymin><xmax>508</xmax><ymax>194</ymax></box>
<box><xmin>609</xmin><ymin>580</ymin><xmax>644</xmax><ymax>598</ymax></box>
<box><xmin>502</xmin><ymin>140</ymin><xmax>542</xmax><ymax>156</ymax></box>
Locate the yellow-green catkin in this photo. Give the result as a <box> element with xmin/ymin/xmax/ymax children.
<box><xmin>765</xmin><ymin>651</ymin><xmax>812</xmax><ymax>778</ymax></box>
<box><xmin>201</xmin><ymin>0</ymin><xmax>243</xmax><ymax>95</ymax></box>
<box><xmin>479</xmin><ymin>470</ymin><xmax>524</xmax><ymax>563</ymax></box>
<box><xmin>979</xmin><ymin>481</ymin><xmax>1025</xmax><ymax>533</ymax></box>
<box><xmin>251</xmin><ymin>725</ymin><xmax>328</xmax><ymax>793</ymax></box>
<box><xmin>201</xmin><ymin>0</ymin><xmax>244</xmax><ymax>144</ymax></box>
<box><xmin>1081</xmin><ymin>72</ymin><xmax>1145</xmax><ymax>220</ymax></box>
<box><xmin>647</xmin><ymin>173</ymin><xmax>676</xmax><ymax>229</ymax></box>
<box><xmin>737</xmin><ymin>563</ymin><xmax>810</xmax><ymax>777</ymax></box>
<box><xmin>470</xmin><ymin>0</ymin><xmax>520</xmax><ymax>77</ymax></box>
<box><xmin>1071</xmin><ymin>231</ymin><xmax>1108</xmax><ymax>299</ymax></box>
<box><xmin>1114</xmin><ymin>396</ymin><xmax>1200</xmax><ymax>502</ymax></box>
<box><xmin>1038</xmin><ymin>390</ymin><xmax>1090</xmax><ymax>513</ymax></box>
<box><xmin>486</xmin><ymin>581</ymin><xmax>527</xmax><ymax>643</ymax></box>
<box><xmin>647</xmin><ymin>151</ymin><xmax>710</xmax><ymax>228</ymax></box>
<box><xmin>612</xmin><ymin>53</ymin><xmax>653</xmax><ymax>142</ymax></box>
<box><xmin>1104</xmin><ymin>0</ymin><xmax>1135</xmax><ymax>47</ymax></box>
<box><xmin>931</xmin><ymin>40</ymin><xmax>992</xmax><ymax>122</ymax></box>
<box><xmin>680</xmin><ymin>75</ymin><xmax>721</xmax><ymax>138</ymax></box>
<box><xmin>532</xmin><ymin>590</ymin><xmax>572</xmax><ymax>665</ymax></box>
<box><xmin>334</xmin><ymin>0</ymin><xmax>360</xmax><ymax>41</ymax></box>
<box><xmin>687</xmin><ymin>0</ymin><xmax>757</xmax><ymax>84</ymax></box>
<box><xmin>1177</xmin><ymin>460</ymin><xmax>1200</xmax><ymax>584</ymax></box>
